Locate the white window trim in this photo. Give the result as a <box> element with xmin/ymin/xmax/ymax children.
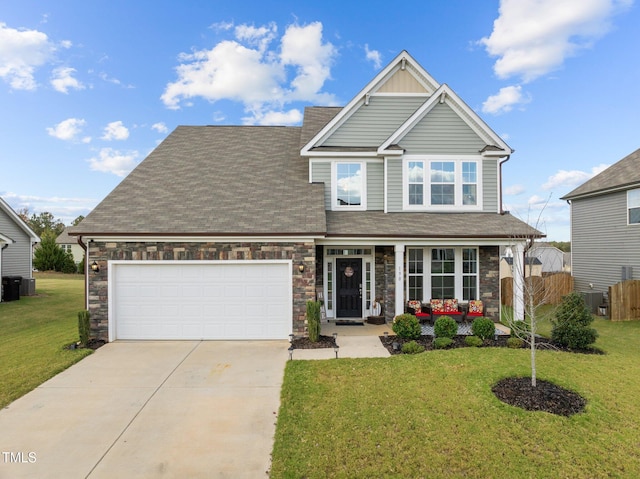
<box><xmin>628</xmin><ymin>188</ymin><xmax>640</xmax><ymax>225</ymax></box>
<box><xmin>402</xmin><ymin>155</ymin><xmax>483</xmax><ymax>211</ymax></box>
<box><xmin>331</xmin><ymin>160</ymin><xmax>367</xmax><ymax>211</ymax></box>
<box><xmin>406</xmin><ymin>247</ymin><xmax>479</xmax><ymax>302</ymax></box>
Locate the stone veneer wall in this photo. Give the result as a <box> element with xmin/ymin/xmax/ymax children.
<box><xmin>479</xmin><ymin>246</ymin><xmax>500</xmax><ymax>319</ymax></box>
<box><xmin>375</xmin><ymin>246</ymin><xmax>395</xmax><ymax>322</ymax></box>
<box><xmin>87</xmin><ymin>241</ymin><xmax>316</xmax><ymax>341</ymax></box>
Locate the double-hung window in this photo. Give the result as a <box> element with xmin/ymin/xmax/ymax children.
<box><xmin>332</xmin><ymin>161</ymin><xmax>366</xmax><ymax>210</ymax></box>
<box><xmin>404</xmin><ymin>158</ymin><xmax>480</xmax><ymax>210</ymax></box>
<box><xmin>629</xmin><ymin>188</ymin><xmax>640</xmax><ymax>225</ymax></box>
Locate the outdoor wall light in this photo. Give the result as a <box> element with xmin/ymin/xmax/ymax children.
<box><xmin>298</xmin><ymin>263</ymin><xmax>305</xmax><ymax>273</ymax></box>
<box><xmin>90</xmin><ymin>261</ymin><xmax>100</xmax><ymax>273</ymax></box>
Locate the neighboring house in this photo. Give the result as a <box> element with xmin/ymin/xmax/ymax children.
<box><xmin>56</xmin><ymin>228</ymin><xmax>84</xmax><ymax>265</ymax></box>
<box><xmin>562</xmin><ymin>148</ymin><xmax>640</xmax><ymax>294</ymax></box>
<box><xmin>0</xmin><ymin>197</ymin><xmax>40</xmax><ymax>300</ymax></box>
<box><xmin>529</xmin><ymin>243</ymin><xmax>568</xmax><ymax>273</ymax></box>
<box><xmin>70</xmin><ymin>51</ymin><xmax>541</xmax><ymax>342</ymax></box>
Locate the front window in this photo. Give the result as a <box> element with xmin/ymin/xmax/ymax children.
<box><xmin>431</xmin><ymin>248</ymin><xmax>455</xmax><ymax>299</ymax></box>
<box><xmin>406</xmin><ymin>247</ymin><xmax>479</xmax><ymax>301</ymax></box>
<box><xmin>404</xmin><ymin>158</ymin><xmax>480</xmax><ymax>209</ymax></box>
<box><xmin>629</xmin><ymin>189</ymin><xmax>640</xmax><ymax>224</ymax></box>
<box><xmin>334</xmin><ymin>162</ymin><xmax>364</xmax><ymax>208</ymax></box>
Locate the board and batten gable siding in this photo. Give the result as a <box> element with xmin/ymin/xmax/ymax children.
<box><xmin>400</xmin><ymin>103</ymin><xmax>487</xmax><ymax>155</ymax></box>
<box><xmin>311</xmin><ymin>160</ymin><xmax>384</xmax><ymax>211</ymax></box>
<box><xmin>0</xmin><ymin>210</ymin><xmax>33</xmax><ymax>277</ymax></box>
<box><xmin>320</xmin><ymin>96</ymin><xmax>425</xmax><ymax>147</ymax></box>
<box><xmin>571</xmin><ymin>191</ymin><xmax>640</xmax><ymax>293</ymax></box>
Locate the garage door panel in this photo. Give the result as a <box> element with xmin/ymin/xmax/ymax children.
<box><xmin>113</xmin><ymin>262</ymin><xmax>291</xmax><ymax>340</ymax></box>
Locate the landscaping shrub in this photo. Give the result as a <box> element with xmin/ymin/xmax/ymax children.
<box><xmin>434</xmin><ymin>315</ymin><xmax>457</xmax><ymax>339</ymax></box>
<box><xmin>78</xmin><ymin>310</ymin><xmax>90</xmax><ymax>347</ymax></box>
<box><xmin>306</xmin><ymin>300</ymin><xmax>321</xmax><ymax>342</ymax></box>
<box><xmin>401</xmin><ymin>340</ymin><xmax>425</xmax><ymax>354</ymax></box>
<box><xmin>506</xmin><ymin>337</ymin><xmax>524</xmax><ymax>349</ymax></box>
<box><xmin>471</xmin><ymin>317</ymin><xmax>495</xmax><ymax>341</ymax></box>
<box><xmin>392</xmin><ymin>314</ymin><xmax>422</xmax><ymax>340</ymax></box>
<box><xmin>510</xmin><ymin>319</ymin><xmax>531</xmax><ymax>338</ymax></box>
<box><xmin>433</xmin><ymin>337</ymin><xmax>454</xmax><ymax>349</ymax></box>
<box><xmin>551</xmin><ymin>292</ymin><xmax>598</xmax><ymax>349</ymax></box>
<box><xmin>464</xmin><ymin>335</ymin><xmax>483</xmax><ymax>347</ymax></box>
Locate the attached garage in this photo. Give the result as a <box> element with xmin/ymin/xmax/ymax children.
<box><xmin>109</xmin><ymin>261</ymin><xmax>292</xmax><ymax>341</ymax></box>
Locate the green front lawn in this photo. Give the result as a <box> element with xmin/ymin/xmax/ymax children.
<box><xmin>271</xmin><ymin>318</ymin><xmax>640</xmax><ymax>478</ymax></box>
<box><xmin>0</xmin><ymin>273</ymin><xmax>92</xmax><ymax>408</ymax></box>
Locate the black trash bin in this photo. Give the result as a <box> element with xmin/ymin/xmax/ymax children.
<box><xmin>1</xmin><ymin>276</ymin><xmax>22</xmax><ymax>301</ymax></box>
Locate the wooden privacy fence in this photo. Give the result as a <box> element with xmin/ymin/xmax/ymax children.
<box><xmin>609</xmin><ymin>280</ymin><xmax>640</xmax><ymax>321</ymax></box>
<box><xmin>501</xmin><ymin>272</ymin><xmax>573</xmax><ymax>306</ymax></box>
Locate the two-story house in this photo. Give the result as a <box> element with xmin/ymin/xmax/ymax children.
<box><xmin>70</xmin><ymin>51</ymin><xmax>540</xmax><ymax>341</ymax></box>
<box><xmin>562</xmin><ymin>148</ymin><xmax>640</xmax><ymax>294</ymax></box>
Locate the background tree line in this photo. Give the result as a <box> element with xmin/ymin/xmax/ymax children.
<box><xmin>18</xmin><ymin>208</ymin><xmax>85</xmax><ymax>273</ymax></box>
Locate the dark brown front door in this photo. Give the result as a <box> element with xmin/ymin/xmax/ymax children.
<box><xmin>336</xmin><ymin>258</ymin><xmax>362</xmax><ymax>318</ymax></box>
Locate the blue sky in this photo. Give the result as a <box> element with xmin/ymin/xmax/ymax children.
<box><xmin>1</xmin><ymin>0</ymin><xmax>638</xmax><ymax>240</ymax></box>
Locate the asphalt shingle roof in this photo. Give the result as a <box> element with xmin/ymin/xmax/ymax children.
<box><xmin>562</xmin><ymin>148</ymin><xmax>640</xmax><ymax>200</ymax></box>
<box><xmin>326</xmin><ymin>211</ymin><xmax>543</xmax><ymax>238</ymax></box>
<box><xmin>72</xmin><ymin>126</ymin><xmax>326</xmax><ymax>236</ymax></box>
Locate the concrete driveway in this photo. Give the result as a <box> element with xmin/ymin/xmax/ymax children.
<box><xmin>0</xmin><ymin>340</ymin><xmax>288</xmax><ymax>478</ymax></box>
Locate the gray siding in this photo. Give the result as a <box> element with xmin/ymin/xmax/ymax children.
<box><xmin>311</xmin><ymin>161</ymin><xmax>332</xmax><ymax>210</ymax></box>
<box><xmin>321</xmin><ymin>96</ymin><xmax>425</xmax><ymax>147</ymax></box>
<box><xmin>0</xmin><ymin>209</ymin><xmax>33</xmax><ymax>278</ymax></box>
<box><xmin>387</xmin><ymin>159</ymin><xmax>403</xmax><ymax>212</ymax></box>
<box><xmin>367</xmin><ymin>162</ymin><xmax>384</xmax><ymax>210</ymax></box>
<box><xmin>571</xmin><ymin>191</ymin><xmax>640</xmax><ymax>293</ymax></box>
<box><xmin>400</xmin><ymin>103</ymin><xmax>487</xmax><ymax>155</ymax></box>
<box><xmin>482</xmin><ymin>158</ymin><xmax>498</xmax><ymax>213</ymax></box>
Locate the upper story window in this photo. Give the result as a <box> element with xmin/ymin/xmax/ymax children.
<box><xmin>332</xmin><ymin>161</ymin><xmax>366</xmax><ymax>210</ymax></box>
<box><xmin>629</xmin><ymin>188</ymin><xmax>640</xmax><ymax>224</ymax></box>
<box><xmin>404</xmin><ymin>157</ymin><xmax>481</xmax><ymax>210</ymax></box>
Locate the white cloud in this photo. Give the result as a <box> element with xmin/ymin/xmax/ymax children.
<box><xmin>482</xmin><ymin>85</ymin><xmax>530</xmax><ymax>114</ymax></box>
<box><xmin>504</xmin><ymin>184</ymin><xmax>526</xmax><ymax>195</ymax></box>
<box><xmin>87</xmin><ymin>148</ymin><xmax>139</xmax><ymax>176</ymax></box>
<box><xmin>46</xmin><ymin>118</ymin><xmax>90</xmax><ymax>142</ymax></box>
<box><xmin>101</xmin><ymin>121</ymin><xmax>129</xmax><ymax>141</ymax></box>
<box><xmin>0</xmin><ymin>22</ymin><xmax>56</xmax><ymax>90</ymax></box>
<box><xmin>364</xmin><ymin>44</ymin><xmax>382</xmax><ymax>69</ymax></box>
<box><xmin>542</xmin><ymin>163</ymin><xmax>610</xmax><ymax>190</ymax></box>
<box><xmin>151</xmin><ymin>122</ymin><xmax>168</xmax><ymax>133</ymax></box>
<box><xmin>51</xmin><ymin>66</ymin><xmax>84</xmax><ymax>93</ymax></box>
<box><xmin>479</xmin><ymin>0</ymin><xmax>633</xmax><ymax>82</ymax></box>
<box><xmin>161</xmin><ymin>21</ymin><xmax>337</xmax><ymax>124</ymax></box>
<box><xmin>245</xmin><ymin>109</ymin><xmax>303</xmax><ymax>126</ymax></box>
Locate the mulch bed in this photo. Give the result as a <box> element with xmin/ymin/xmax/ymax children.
<box><xmin>66</xmin><ymin>339</ymin><xmax>106</xmax><ymax>351</ymax></box>
<box><xmin>291</xmin><ymin>335</ymin><xmax>336</xmax><ymax>349</ymax></box>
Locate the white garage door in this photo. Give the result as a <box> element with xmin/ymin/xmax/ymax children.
<box><xmin>110</xmin><ymin>261</ymin><xmax>291</xmax><ymax>340</ymax></box>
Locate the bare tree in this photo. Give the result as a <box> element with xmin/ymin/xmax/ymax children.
<box><xmin>503</xmin><ymin>196</ymin><xmax>554</xmax><ymax>387</ymax></box>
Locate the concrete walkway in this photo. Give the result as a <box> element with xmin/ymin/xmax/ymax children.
<box><xmin>291</xmin><ymin>321</ymin><xmax>393</xmax><ymax>360</ymax></box>
<box><xmin>0</xmin><ymin>341</ymin><xmax>288</xmax><ymax>479</ymax></box>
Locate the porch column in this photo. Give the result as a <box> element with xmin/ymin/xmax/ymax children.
<box><xmin>512</xmin><ymin>242</ymin><xmax>525</xmax><ymax>321</ymax></box>
<box><xmin>394</xmin><ymin>244</ymin><xmax>405</xmax><ymax>317</ymax></box>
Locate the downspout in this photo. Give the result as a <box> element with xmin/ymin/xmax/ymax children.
<box><xmin>77</xmin><ymin>236</ymin><xmax>88</xmax><ymax>309</ymax></box>
<box><xmin>499</xmin><ymin>154</ymin><xmax>511</xmax><ymax>214</ymax></box>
